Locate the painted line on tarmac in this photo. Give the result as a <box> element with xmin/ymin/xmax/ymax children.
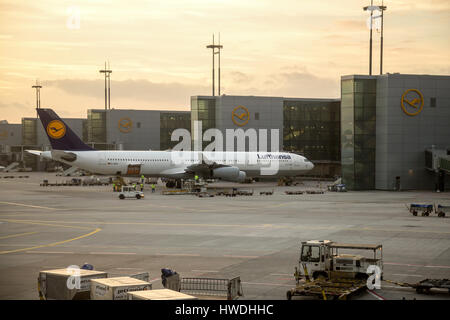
<box><xmin>0</xmin><ymin>228</ymin><xmax>101</xmax><ymax>255</ymax></box>
<box><xmin>0</xmin><ymin>219</ymin><xmax>285</xmax><ymax>229</ymax></box>
<box><xmin>343</xmin><ymin>226</ymin><xmax>450</xmax><ymax>235</ymax></box>
<box><xmin>89</xmin><ymin>252</ymin><xmax>136</xmax><ymax>255</ymax></box>
<box><xmin>223</xmin><ymin>255</ymin><xmax>259</xmax><ymax>259</ymax></box>
<box><xmin>156</xmin><ymin>253</ymin><xmax>201</xmax><ymax>257</ymax></box>
<box><xmin>392</xmin><ymin>273</ymin><xmax>423</xmax><ymax>277</ymax></box>
<box><xmin>385</xmin><ymin>262</ymin><xmax>450</xmax><ymax>269</ymax></box>
<box><xmin>241</xmin><ymin>281</ymin><xmax>292</xmax><ymax>287</ymax></box>
<box><xmin>0</xmin><ymin>219</ymin><xmax>94</xmax><ymax>230</ymax></box>
<box><xmin>366</xmin><ymin>289</ymin><xmax>386</xmax><ymax>300</ymax></box>
<box><xmin>0</xmin><ymin>201</ymin><xmax>60</xmax><ymax>210</ymax></box>
<box><xmin>0</xmin><ymin>231</ymin><xmax>38</xmax><ymax>240</ymax></box>
<box><xmin>26</xmin><ymin>251</ymin><xmax>75</xmax><ymax>254</ymax></box>
<box><xmin>270</xmin><ymin>273</ymin><xmax>292</xmax><ymax>276</ymax></box>
<box><xmin>192</xmin><ymin>270</ymin><xmax>219</xmax><ymax>273</ymax></box>
<box><xmin>149</xmin><ymin>277</ymin><xmax>161</xmax><ymax>283</ymax></box>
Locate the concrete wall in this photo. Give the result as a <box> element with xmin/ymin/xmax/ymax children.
<box><xmin>375</xmin><ymin>74</ymin><xmax>450</xmax><ymax>190</ymax></box>
<box><xmin>0</xmin><ymin>123</ymin><xmax>22</xmax><ymax>147</ymax></box>
<box><xmin>215</xmin><ymin>95</ymin><xmax>284</xmax><ymax>151</ymax></box>
<box><xmin>106</xmin><ymin>109</ymin><xmax>161</xmax><ymax>150</ymax></box>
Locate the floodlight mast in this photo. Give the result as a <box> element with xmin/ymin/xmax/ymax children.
<box><xmin>99</xmin><ymin>61</ymin><xmax>112</xmax><ymax>110</ymax></box>
<box><xmin>32</xmin><ymin>79</ymin><xmax>42</xmax><ymax>118</ymax></box>
<box><xmin>364</xmin><ymin>1</ymin><xmax>387</xmax><ymax>75</ymax></box>
<box><xmin>206</xmin><ymin>34</ymin><xmax>223</xmax><ymax>96</ymax></box>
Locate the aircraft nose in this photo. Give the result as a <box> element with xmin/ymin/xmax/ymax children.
<box><xmin>309</xmin><ymin>162</ymin><xmax>314</xmax><ymax>170</ymax></box>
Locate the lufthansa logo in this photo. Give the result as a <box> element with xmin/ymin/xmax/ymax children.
<box><xmin>46</xmin><ymin>120</ymin><xmax>66</xmax><ymax>139</ymax></box>
<box><xmin>232</xmin><ymin>106</ymin><xmax>249</xmax><ymax>126</ymax></box>
<box><xmin>118</xmin><ymin>117</ymin><xmax>133</xmax><ymax>133</ymax></box>
<box><xmin>401</xmin><ymin>89</ymin><xmax>424</xmax><ymax>116</ymax></box>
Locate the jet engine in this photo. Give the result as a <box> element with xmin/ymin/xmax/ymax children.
<box><xmin>212</xmin><ymin>167</ymin><xmax>246</xmax><ymax>182</ymax></box>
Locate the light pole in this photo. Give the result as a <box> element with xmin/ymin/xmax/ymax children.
<box><xmin>364</xmin><ymin>1</ymin><xmax>375</xmax><ymax>76</ymax></box>
<box><xmin>32</xmin><ymin>79</ymin><xmax>42</xmax><ymax>118</ymax></box>
<box><xmin>364</xmin><ymin>2</ymin><xmax>387</xmax><ymax>75</ymax></box>
<box><xmin>379</xmin><ymin>3</ymin><xmax>387</xmax><ymax>75</ymax></box>
<box><xmin>206</xmin><ymin>34</ymin><xmax>223</xmax><ymax>96</ymax></box>
<box><xmin>99</xmin><ymin>61</ymin><xmax>112</xmax><ymax>110</ymax></box>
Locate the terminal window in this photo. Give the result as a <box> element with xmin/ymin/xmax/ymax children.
<box><xmin>430</xmin><ymin>97</ymin><xmax>436</xmax><ymax>108</ymax></box>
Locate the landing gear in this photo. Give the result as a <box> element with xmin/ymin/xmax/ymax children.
<box><xmin>165</xmin><ymin>180</ymin><xmax>176</xmax><ymax>188</ymax></box>
<box><xmin>165</xmin><ymin>179</ymin><xmax>182</xmax><ymax>189</ymax></box>
<box><xmin>278</xmin><ymin>176</ymin><xmax>294</xmax><ymax>186</ymax></box>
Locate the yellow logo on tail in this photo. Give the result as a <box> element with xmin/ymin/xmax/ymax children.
<box><xmin>46</xmin><ymin>120</ymin><xmax>66</xmax><ymax>139</ymax></box>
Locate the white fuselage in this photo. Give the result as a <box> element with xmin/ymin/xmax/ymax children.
<box><xmin>37</xmin><ymin>150</ymin><xmax>314</xmax><ymax>178</ymax></box>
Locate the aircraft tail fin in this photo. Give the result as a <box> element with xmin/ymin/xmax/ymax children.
<box><xmin>37</xmin><ymin>108</ymin><xmax>94</xmax><ymax>151</ymax></box>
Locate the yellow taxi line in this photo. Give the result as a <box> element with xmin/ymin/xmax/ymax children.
<box><xmin>0</xmin><ymin>228</ymin><xmax>101</xmax><ymax>255</ymax></box>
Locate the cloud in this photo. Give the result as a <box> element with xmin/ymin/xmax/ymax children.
<box><xmin>267</xmin><ymin>70</ymin><xmax>339</xmax><ymax>98</ymax></box>
<box><xmin>334</xmin><ymin>19</ymin><xmax>366</xmax><ymax>32</ymax></box>
<box><xmin>45</xmin><ymin>78</ymin><xmax>210</xmax><ymax>106</ymax></box>
<box><xmin>228</xmin><ymin>71</ymin><xmax>253</xmax><ymax>84</ymax></box>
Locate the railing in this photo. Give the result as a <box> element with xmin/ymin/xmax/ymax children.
<box><xmin>179</xmin><ymin>277</ymin><xmax>243</xmax><ymax>300</ymax></box>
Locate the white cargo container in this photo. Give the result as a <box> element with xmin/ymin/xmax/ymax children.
<box><xmin>38</xmin><ymin>269</ymin><xmax>108</xmax><ymax>300</ymax></box>
<box><xmin>128</xmin><ymin>289</ymin><xmax>198</xmax><ymax>300</ymax></box>
<box><xmin>91</xmin><ymin>276</ymin><xmax>151</xmax><ymax>300</ymax></box>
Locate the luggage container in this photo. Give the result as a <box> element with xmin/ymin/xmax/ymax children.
<box><xmin>128</xmin><ymin>289</ymin><xmax>198</xmax><ymax>300</ymax></box>
<box><xmin>91</xmin><ymin>276</ymin><xmax>151</xmax><ymax>300</ymax></box>
<box><xmin>38</xmin><ymin>268</ymin><xmax>107</xmax><ymax>300</ymax></box>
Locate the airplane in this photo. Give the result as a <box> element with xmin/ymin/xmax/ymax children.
<box><xmin>27</xmin><ymin>108</ymin><xmax>314</xmax><ymax>187</ymax></box>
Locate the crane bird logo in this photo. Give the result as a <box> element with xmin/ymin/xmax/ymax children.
<box><xmin>46</xmin><ymin>120</ymin><xmax>66</xmax><ymax>139</ymax></box>
<box><xmin>232</xmin><ymin>106</ymin><xmax>250</xmax><ymax>126</ymax></box>
<box><xmin>401</xmin><ymin>89</ymin><xmax>424</xmax><ymax>116</ymax></box>
<box><xmin>118</xmin><ymin>117</ymin><xmax>133</xmax><ymax>133</ymax></box>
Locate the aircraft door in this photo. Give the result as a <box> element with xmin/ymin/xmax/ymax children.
<box><xmin>126</xmin><ymin>164</ymin><xmax>141</xmax><ymax>175</ymax></box>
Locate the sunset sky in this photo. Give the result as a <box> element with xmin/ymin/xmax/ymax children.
<box><xmin>1</xmin><ymin>0</ymin><xmax>449</xmax><ymax>123</ymax></box>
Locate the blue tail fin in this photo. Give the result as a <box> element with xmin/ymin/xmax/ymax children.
<box><xmin>37</xmin><ymin>108</ymin><xmax>94</xmax><ymax>151</ymax></box>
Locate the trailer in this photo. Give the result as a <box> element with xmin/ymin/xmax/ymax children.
<box><xmin>179</xmin><ymin>277</ymin><xmax>243</xmax><ymax>300</ymax></box>
<box><xmin>285</xmin><ymin>190</ymin><xmax>304</xmax><ymax>195</ymax></box>
<box><xmin>408</xmin><ymin>204</ymin><xmax>433</xmax><ymax>216</ymax></box>
<box><xmin>287</xmin><ymin>278</ymin><xmax>367</xmax><ymax>300</ymax></box>
<box><xmin>435</xmin><ymin>204</ymin><xmax>449</xmax><ymax>218</ymax></box>
<box><xmin>384</xmin><ymin>278</ymin><xmax>450</xmax><ymax>294</ymax></box>
<box><xmin>161</xmin><ymin>269</ymin><xmax>243</xmax><ymax>300</ymax></box>
<box><xmin>305</xmin><ymin>190</ymin><xmax>325</xmax><ymax>194</ymax></box>
<box><xmin>236</xmin><ymin>189</ymin><xmax>254</xmax><ymax>196</ymax></box>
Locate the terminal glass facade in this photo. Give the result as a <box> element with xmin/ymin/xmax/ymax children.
<box><xmin>160</xmin><ymin>112</ymin><xmax>191</xmax><ymax>150</ymax></box>
<box><xmin>341</xmin><ymin>77</ymin><xmax>376</xmax><ymax>190</ymax></box>
<box><xmin>21</xmin><ymin>118</ymin><xmax>37</xmax><ymax>145</ymax></box>
<box><xmin>283</xmin><ymin>100</ymin><xmax>340</xmax><ymax>162</ymax></box>
<box><xmin>191</xmin><ymin>97</ymin><xmax>216</xmax><ymax>150</ymax></box>
<box><xmin>87</xmin><ymin>110</ymin><xmax>107</xmax><ymax>143</ymax></box>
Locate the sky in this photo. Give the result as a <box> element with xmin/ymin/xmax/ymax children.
<box><xmin>1</xmin><ymin>0</ymin><xmax>449</xmax><ymax>123</ymax></box>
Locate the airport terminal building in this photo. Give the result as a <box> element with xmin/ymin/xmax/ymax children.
<box><xmin>191</xmin><ymin>95</ymin><xmax>341</xmax><ymax>177</ymax></box>
<box><xmin>341</xmin><ymin>73</ymin><xmax>450</xmax><ymax>190</ymax></box>
<box><xmin>1</xmin><ymin>73</ymin><xmax>448</xmax><ymax>190</ymax></box>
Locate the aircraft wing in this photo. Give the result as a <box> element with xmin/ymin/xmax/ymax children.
<box><xmin>25</xmin><ymin>150</ymin><xmax>43</xmax><ymax>156</ymax></box>
<box><xmin>159</xmin><ymin>167</ymin><xmax>191</xmax><ymax>179</ymax></box>
<box><xmin>185</xmin><ymin>153</ymin><xmax>229</xmax><ymax>175</ymax></box>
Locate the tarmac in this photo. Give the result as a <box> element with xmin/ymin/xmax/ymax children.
<box><xmin>0</xmin><ymin>172</ymin><xmax>449</xmax><ymax>300</ymax></box>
